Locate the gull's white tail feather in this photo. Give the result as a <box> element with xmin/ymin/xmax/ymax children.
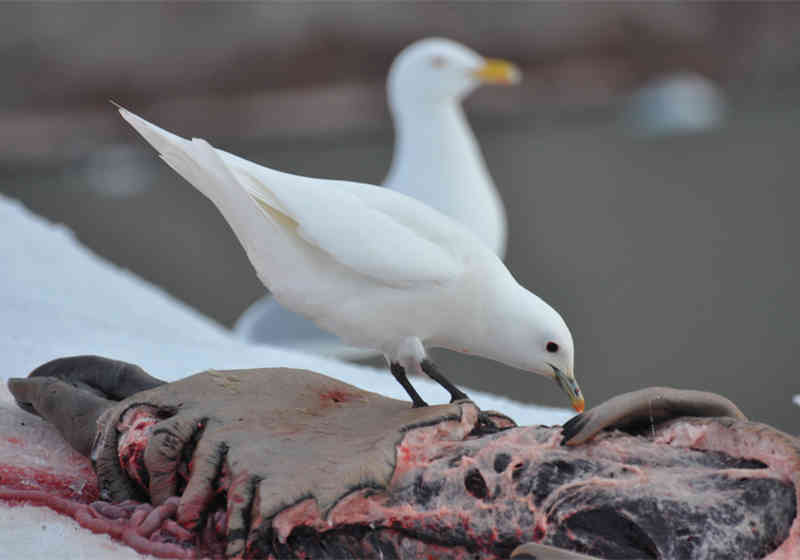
<box><xmin>117</xmin><ymin>109</ymin><xmax>182</xmax><ymax>154</ymax></box>
<box><xmin>119</xmin><ymin>109</ymin><xmax>284</xmax><ymax>288</ymax></box>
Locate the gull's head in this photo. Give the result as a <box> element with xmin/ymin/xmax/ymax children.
<box><xmin>388</xmin><ymin>37</ymin><xmax>520</xmax><ymax>109</ymax></box>
<box><xmin>485</xmin><ymin>284</ymin><xmax>584</xmax><ymax>412</ymax></box>
<box><xmin>531</xmin><ymin>304</ymin><xmax>583</xmax><ymax>413</ymax></box>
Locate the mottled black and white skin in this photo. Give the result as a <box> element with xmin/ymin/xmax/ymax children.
<box><xmin>10</xmin><ymin>356</ymin><xmax>799</xmax><ymax>560</ymax></box>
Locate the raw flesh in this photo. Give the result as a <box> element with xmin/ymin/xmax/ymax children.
<box><xmin>2</xmin><ymin>402</ymin><xmax>798</xmax><ymax>559</ymax></box>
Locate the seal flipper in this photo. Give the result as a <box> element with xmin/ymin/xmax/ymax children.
<box><xmin>8</xmin><ymin>376</ymin><xmax>114</xmax><ymax>456</ymax></box>
<box><xmin>560</xmin><ymin>386</ymin><xmax>746</xmax><ymax>446</ymax></box>
<box><xmin>25</xmin><ymin>355</ymin><xmax>166</xmax><ymax>401</ymax></box>
<box><xmin>7</xmin><ymin>356</ymin><xmax>167</xmax><ymax>456</ymax></box>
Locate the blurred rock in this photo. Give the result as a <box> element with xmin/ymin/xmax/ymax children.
<box><xmin>626</xmin><ymin>73</ymin><xmax>726</xmax><ymax>136</ymax></box>
<box><xmin>83</xmin><ymin>145</ymin><xmax>154</xmax><ymax>199</ymax></box>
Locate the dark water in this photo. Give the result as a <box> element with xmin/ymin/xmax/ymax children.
<box><xmin>2</xmin><ymin>103</ymin><xmax>798</xmax><ymax>433</ymax></box>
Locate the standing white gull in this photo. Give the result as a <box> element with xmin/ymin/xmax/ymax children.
<box><xmin>234</xmin><ymin>38</ymin><xmax>518</xmax><ymax>356</ymax></box>
<box><xmin>119</xmin><ymin>108</ymin><xmax>584</xmax><ymax>412</ymax></box>
<box><xmin>385</xmin><ymin>37</ymin><xmax>513</xmax><ymax>257</ymax></box>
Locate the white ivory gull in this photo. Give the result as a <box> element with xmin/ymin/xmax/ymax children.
<box><xmin>234</xmin><ymin>38</ymin><xmax>518</xmax><ymax>356</ymax></box>
<box><xmin>119</xmin><ymin>108</ymin><xmax>583</xmax><ymax>412</ymax></box>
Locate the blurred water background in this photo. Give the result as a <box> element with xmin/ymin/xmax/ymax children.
<box><xmin>1</xmin><ymin>3</ymin><xmax>799</xmax><ymax>430</ymax></box>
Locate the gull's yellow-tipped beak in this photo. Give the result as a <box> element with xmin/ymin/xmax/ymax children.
<box><xmin>553</xmin><ymin>367</ymin><xmax>585</xmax><ymax>413</ymax></box>
<box><xmin>473</xmin><ymin>58</ymin><xmax>521</xmax><ymax>85</ymax></box>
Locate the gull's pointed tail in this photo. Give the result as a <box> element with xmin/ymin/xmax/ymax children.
<box><xmin>118</xmin><ymin>109</ymin><xmax>188</xmax><ymax>164</ymax></box>
<box><xmin>118</xmin><ymin>108</ymin><xmax>277</xmax><ymax>287</ymax></box>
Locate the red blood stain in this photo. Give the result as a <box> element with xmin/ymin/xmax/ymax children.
<box><xmin>0</xmin><ymin>464</ymin><xmax>98</xmax><ymax>503</ymax></box>
<box><xmin>319</xmin><ymin>390</ymin><xmax>354</xmax><ymax>404</ymax></box>
<box><xmin>117</xmin><ymin>409</ymin><xmax>159</xmax><ymax>490</ymax></box>
<box><xmin>1</xmin><ymin>487</ymin><xmax>194</xmax><ymax>559</ymax></box>
<box><xmin>1</xmin><ymin>462</ymin><xmax>204</xmax><ymax>558</ymax></box>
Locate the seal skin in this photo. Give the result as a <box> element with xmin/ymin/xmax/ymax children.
<box><xmin>10</xmin><ymin>357</ymin><xmax>471</xmax><ymax>557</ymax></box>
<box><xmin>7</xmin><ymin>357</ymin><xmax>800</xmax><ymax>560</ymax></box>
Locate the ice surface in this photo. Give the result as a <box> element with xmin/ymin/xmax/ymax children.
<box><xmin>0</xmin><ymin>195</ymin><xmax>572</xmax><ymax>558</ymax></box>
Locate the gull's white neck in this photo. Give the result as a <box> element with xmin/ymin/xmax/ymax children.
<box><xmin>384</xmin><ymin>100</ymin><xmax>507</xmax><ymax>256</ymax></box>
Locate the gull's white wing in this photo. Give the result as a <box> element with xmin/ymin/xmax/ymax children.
<box><xmin>221</xmin><ymin>149</ymin><xmax>468</xmax><ymax>254</ymax></box>
<box><xmin>120</xmin><ymin>109</ymin><xmax>462</xmax><ymax>289</ymax></box>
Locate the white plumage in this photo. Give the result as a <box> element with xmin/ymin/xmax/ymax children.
<box><xmin>235</xmin><ymin>38</ymin><xmax>517</xmax><ymax>355</ymax></box>
<box><xmin>119</xmin><ymin>107</ymin><xmax>584</xmax><ymax>411</ymax></box>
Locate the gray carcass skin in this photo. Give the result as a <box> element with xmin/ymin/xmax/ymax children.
<box><xmin>6</xmin><ymin>356</ymin><xmax>800</xmax><ymax>559</ymax></box>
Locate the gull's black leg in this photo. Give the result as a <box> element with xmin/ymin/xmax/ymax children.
<box><xmin>420</xmin><ymin>359</ymin><xmax>469</xmax><ymax>403</ymax></box>
<box><xmin>390</xmin><ymin>362</ymin><xmax>428</xmax><ymax>408</ymax></box>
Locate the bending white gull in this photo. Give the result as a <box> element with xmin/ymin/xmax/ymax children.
<box><xmin>119</xmin><ymin>108</ymin><xmax>584</xmax><ymax>412</ymax></box>
<box><xmin>234</xmin><ymin>38</ymin><xmax>518</xmax><ymax>357</ymax></box>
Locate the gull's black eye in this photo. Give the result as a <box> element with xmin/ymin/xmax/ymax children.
<box><xmin>546</xmin><ymin>342</ymin><xmax>559</xmax><ymax>353</ymax></box>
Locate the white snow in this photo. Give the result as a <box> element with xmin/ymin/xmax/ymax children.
<box><xmin>0</xmin><ymin>194</ymin><xmax>572</xmax><ymax>558</ymax></box>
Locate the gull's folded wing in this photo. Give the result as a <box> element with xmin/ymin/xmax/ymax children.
<box><xmin>120</xmin><ymin>109</ymin><xmax>462</xmax><ymax>289</ymax></box>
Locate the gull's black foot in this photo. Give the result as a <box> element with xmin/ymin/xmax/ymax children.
<box><xmin>390</xmin><ymin>362</ymin><xmax>428</xmax><ymax>408</ymax></box>
<box><xmin>420</xmin><ymin>359</ymin><xmax>469</xmax><ymax>403</ymax></box>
